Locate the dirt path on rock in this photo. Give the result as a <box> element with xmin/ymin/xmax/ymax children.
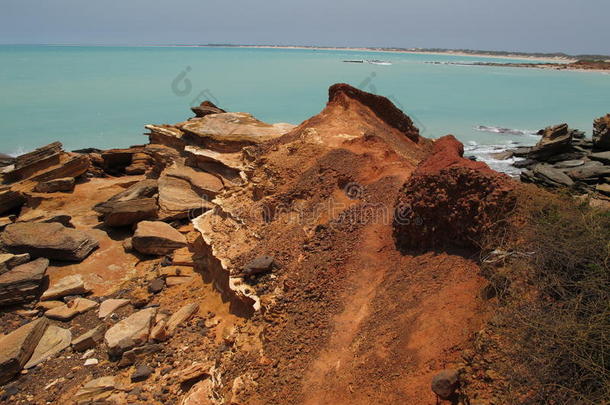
<box><xmin>301</xmin><ymin>226</ymin><xmax>488</xmax><ymax>405</ymax></box>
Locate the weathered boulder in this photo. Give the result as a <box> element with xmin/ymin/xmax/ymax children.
<box><xmin>528</xmin><ymin>124</ymin><xmax>573</xmax><ymax>160</ymax></box>
<box><xmin>34</xmin><ymin>177</ymin><xmax>75</xmax><ymax>193</ymax></box>
<box><xmin>104</xmin><ymin>307</ymin><xmax>157</xmax><ymax>357</ymax></box>
<box><xmin>0</xmin><ymin>258</ymin><xmax>49</xmax><ymax>306</ymax></box>
<box><xmin>41</xmin><ymin>274</ymin><xmax>90</xmax><ymax>301</ymax></box>
<box><xmin>593</xmin><ymin>114</ymin><xmax>610</xmax><ymax>151</ymax></box>
<box><xmin>3</xmin><ymin>142</ymin><xmax>62</xmax><ymax>183</ymax></box>
<box><xmin>393</xmin><ymin>135</ymin><xmax>515</xmax><ymax>250</ymax></box>
<box><xmin>1</xmin><ymin>222</ymin><xmax>99</xmax><ymax>261</ymax></box>
<box><xmin>145</xmin><ymin>125</ymin><xmax>187</xmax><ymax>151</ymax></box>
<box><xmin>94</xmin><ymin>179</ymin><xmax>158</xmax><ymax>213</ymax></box>
<box><xmin>191</xmin><ymin>100</ymin><xmax>226</xmax><ymax>118</ymax></box>
<box><xmin>132</xmin><ymin>221</ymin><xmax>187</xmax><ymax>256</ymax></box>
<box><xmin>102</xmin><ymin>198</ymin><xmax>158</xmax><ymax>227</ymax></box>
<box><xmin>23</xmin><ymin>325</ymin><xmax>71</xmax><ymax>369</ymax></box>
<box><xmin>0</xmin><ymin>253</ymin><xmax>30</xmax><ymax>275</ymax></box>
<box><xmin>431</xmin><ymin>369</ymin><xmax>460</xmax><ymax>400</ymax></box>
<box><xmin>0</xmin><ymin>317</ymin><xmax>49</xmax><ymax>384</ymax></box>
<box><xmin>45</xmin><ymin>298</ymin><xmax>98</xmax><ymax>321</ymax></box>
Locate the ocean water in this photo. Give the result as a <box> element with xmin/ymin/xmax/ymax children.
<box><xmin>1</xmin><ymin>45</ymin><xmax>609</xmax><ymax>170</ymax></box>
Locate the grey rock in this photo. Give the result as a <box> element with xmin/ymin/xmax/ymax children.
<box><xmin>243</xmin><ymin>256</ymin><xmax>275</xmax><ymax>277</ymax></box>
<box><xmin>593</xmin><ymin>114</ymin><xmax>610</xmax><ymax>151</ymax></box>
<box><xmin>431</xmin><ymin>369</ymin><xmax>459</xmax><ymax>400</ymax></box>
<box><xmin>553</xmin><ymin>160</ymin><xmax>585</xmax><ymax>169</ymax></box>
<box><xmin>589</xmin><ymin>151</ymin><xmax>610</xmax><ymax>165</ymax></box>
<box><xmin>131</xmin><ymin>364</ymin><xmax>154</xmax><ymax>382</ymax></box>
<box><xmin>148</xmin><ymin>278</ymin><xmax>165</xmax><ymax>294</ymax></box>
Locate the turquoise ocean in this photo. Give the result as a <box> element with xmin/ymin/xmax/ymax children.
<box><xmin>1</xmin><ymin>45</ymin><xmax>609</xmax><ymax>172</ymax></box>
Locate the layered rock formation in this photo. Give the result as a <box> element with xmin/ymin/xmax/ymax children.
<box><xmin>0</xmin><ymin>84</ymin><xmax>543</xmax><ymax>404</ymax></box>
<box><xmin>510</xmin><ymin>117</ymin><xmax>610</xmax><ymax>195</ymax></box>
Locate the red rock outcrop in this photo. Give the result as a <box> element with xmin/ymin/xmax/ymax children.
<box><xmin>393</xmin><ymin>135</ymin><xmax>516</xmax><ymax>250</ymax></box>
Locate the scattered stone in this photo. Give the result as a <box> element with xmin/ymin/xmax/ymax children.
<box><xmin>131</xmin><ymin>364</ymin><xmax>154</xmax><ymax>382</ymax></box>
<box><xmin>34</xmin><ymin>177</ymin><xmax>75</xmax><ymax>193</ymax></box>
<box><xmin>0</xmin><ymin>253</ymin><xmax>30</xmax><ymax>275</ymax></box>
<box><xmin>41</xmin><ymin>274</ymin><xmax>90</xmax><ymax>301</ymax></box>
<box><xmin>431</xmin><ymin>369</ymin><xmax>460</xmax><ymax>400</ymax></box>
<box><xmin>117</xmin><ymin>344</ymin><xmax>162</xmax><ymax>368</ymax></box>
<box><xmin>74</xmin><ymin>376</ymin><xmax>116</xmax><ymax>404</ymax></box>
<box><xmin>177</xmin><ymin>361</ymin><xmax>214</xmax><ymax>383</ymax></box>
<box><xmin>24</xmin><ymin>325</ymin><xmax>71</xmax><ymax>369</ymax></box>
<box><xmin>168</xmin><ymin>303</ymin><xmax>198</xmax><ymax>331</ymax></box>
<box><xmin>98</xmin><ymin>298</ymin><xmax>130</xmax><ymax>319</ymax></box>
<box><xmin>104</xmin><ymin>307</ymin><xmax>157</xmax><ymax>357</ymax></box>
<box><xmin>180</xmin><ymin>378</ymin><xmax>215</xmax><ymax>405</ymax></box>
<box><xmin>72</xmin><ymin>325</ymin><xmax>107</xmax><ymax>352</ymax></box>
<box><xmin>1</xmin><ymin>222</ymin><xmax>99</xmax><ymax>262</ymax></box>
<box><xmin>0</xmin><ymin>317</ymin><xmax>49</xmax><ymax>384</ymax></box>
<box><xmin>132</xmin><ymin>221</ymin><xmax>187</xmax><ymax>256</ymax></box>
<box><xmin>45</xmin><ymin>298</ymin><xmax>98</xmax><ymax>321</ymax></box>
<box><xmin>148</xmin><ymin>278</ymin><xmax>165</xmax><ymax>294</ymax></box>
<box><xmin>243</xmin><ymin>255</ymin><xmax>275</xmax><ymax>277</ymax></box>
<box><xmin>84</xmin><ymin>358</ymin><xmax>99</xmax><ymax>366</ymax></box>
<box><xmin>0</xmin><ymin>258</ymin><xmax>49</xmax><ymax>306</ymax></box>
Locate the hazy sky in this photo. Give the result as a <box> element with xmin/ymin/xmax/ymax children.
<box><xmin>1</xmin><ymin>0</ymin><xmax>608</xmax><ymax>54</ymax></box>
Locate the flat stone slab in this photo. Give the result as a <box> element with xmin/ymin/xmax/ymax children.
<box><xmin>132</xmin><ymin>221</ymin><xmax>187</xmax><ymax>256</ymax></box>
<box><xmin>1</xmin><ymin>222</ymin><xmax>99</xmax><ymax>262</ymax></box>
<box><xmin>45</xmin><ymin>298</ymin><xmax>98</xmax><ymax>321</ymax></box>
<box><xmin>24</xmin><ymin>325</ymin><xmax>71</xmax><ymax>369</ymax></box>
<box><xmin>104</xmin><ymin>307</ymin><xmax>157</xmax><ymax>357</ymax></box>
<box><xmin>72</xmin><ymin>325</ymin><xmax>106</xmax><ymax>352</ymax></box>
<box><xmin>41</xmin><ymin>274</ymin><xmax>90</xmax><ymax>301</ymax></box>
<box><xmin>98</xmin><ymin>298</ymin><xmax>130</xmax><ymax>319</ymax></box>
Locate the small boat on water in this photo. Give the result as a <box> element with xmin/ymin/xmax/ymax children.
<box><xmin>343</xmin><ymin>60</ymin><xmax>364</xmax><ymax>63</ymax></box>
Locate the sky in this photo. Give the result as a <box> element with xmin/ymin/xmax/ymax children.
<box><xmin>1</xmin><ymin>0</ymin><xmax>608</xmax><ymax>55</ymax></box>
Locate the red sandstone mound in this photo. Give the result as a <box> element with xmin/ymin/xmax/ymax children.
<box><xmin>393</xmin><ymin>135</ymin><xmax>516</xmax><ymax>250</ymax></box>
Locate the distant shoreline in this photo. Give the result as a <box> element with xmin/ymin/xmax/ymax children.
<box><xmin>201</xmin><ymin>45</ymin><xmax>576</xmax><ymax>62</ymax></box>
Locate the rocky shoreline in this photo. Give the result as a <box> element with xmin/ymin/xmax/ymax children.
<box><xmin>0</xmin><ymin>85</ymin><xmax>607</xmax><ymax>404</ymax></box>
